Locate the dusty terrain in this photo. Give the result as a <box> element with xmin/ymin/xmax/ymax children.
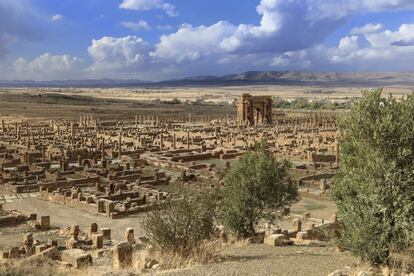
<box><xmin>1</xmin><ymin>84</ymin><xmax>412</xmax><ymax>105</ymax></box>
<box><xmin>162</xmin><ymin>244</ymin><xmax>357</xmax><ymax>276</ymax></box>
<box><xmin>0</xmin><ymin>86</ymin><xmax>379</xmax><ymax>275</ymax></box>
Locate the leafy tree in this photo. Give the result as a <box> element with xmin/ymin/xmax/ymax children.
<box><xmin>143</xmin><ymin>185</ymin><xmax>220</xmax><ymax>256</ymax></box>
<box><xmin>333</xmin><ymin>89</ymin><xmax>414</xmax><ymax>265</ymax></box>
<box><xmin>221</xmin><ymin>142</ymin><xmax>298</xmax><ymax>237</ymax></box>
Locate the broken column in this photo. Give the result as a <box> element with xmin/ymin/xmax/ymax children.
<box><xmin>90</xmin><ymin>223</ymin><xmax>98</xmax><ymax>236</ymax></box>
<box><xmin>292</xmin><ymin>218</ymin><xmax>302</xmax><ymax>232</ymax></box>
<box><xmin>101</xmin><ymin>228</ymin><xmax>111</xmax><ymax>240</ymax></box>
<box><xmin>92</xmin><ymin>234</ymin><xmax>103</xmax><ymax>249</ymax></box>
<box><xmin>125</xmin><ymin>227</ymin><xmax>135</xmax><ymax>245</ymax></box>
<box><xmin>40</xmin><ymin>215</ymin><xmax>50</xmax><ymax>230</ymax></box>
<box><xmin>112</xmin><ymin>242</ymin><xmax>132</xmax><ymax>269</ymax></box>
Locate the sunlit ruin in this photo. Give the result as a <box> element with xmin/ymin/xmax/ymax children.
<box><xmin>1</xmin><ymin>1</ymin><xmax>414</xmax><ymax>275</ymax></box>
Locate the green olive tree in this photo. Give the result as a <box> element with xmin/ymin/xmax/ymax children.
<box><xmin>221</xmin><ymin>142</ymin><xmax>298</xmax><ymax>237</ymax></box>
<box><xmin>333</xmin><ymin>89</ymin><xmax>414</xmax><ymax>265</ymax></box>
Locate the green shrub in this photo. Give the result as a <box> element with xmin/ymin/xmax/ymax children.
<box><xmin>333</xmin><ymin>89</ymin><xmax>414</xmax><ymax>265</ymax></box>
<box><xmin>220</xmin><ymin>141</ymin><xmax>298</xmax><ymax>238</ymax></box>
<box><xmin>143</xmin><ymin>186</ymin><xmax>220</xmax><ymax>257</ymax></box>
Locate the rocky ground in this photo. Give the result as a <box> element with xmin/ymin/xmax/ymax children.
<box><xmin>159</xmin><ymin>244</ymin><xmax>357</xmax><ymax>276</ymax></box>
<box><xmin>81</xmin><ymin>242</ymin><xmax>357</xmax><ymax>276</ymax></box>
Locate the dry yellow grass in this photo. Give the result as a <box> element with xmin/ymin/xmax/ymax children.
<box><xmin>0</xmin><ymin>257</ymin><xmax>83</xmax><ymax>276</ymax></box>
<box><xmin>135</xmin><ymin>240</ymin><xmax>223</xmax><ymax>271</ymax></box>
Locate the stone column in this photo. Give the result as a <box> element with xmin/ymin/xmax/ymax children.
<box><xmin>112</xmin><ymin>242</ymin><xmax>132</xmax><ymax>269</ymax></box>
<box><xmin>118</xmin><ymin>135</ymin><xmax>122</xmax><ymax>158</ymax></box>
<box><xmin>335</xmin><ymin>140</ymin><xmax>340</xmax><ymax>165</ymax></box>
<box><xmin>101</xmin><ymin>138</ymin><xmax>105</xmax><ymax>161</ymax></box>
<box><xmin>124</xmin><ymin>228</ymin><xmax>135</xmax><ymax>245</ymax></box>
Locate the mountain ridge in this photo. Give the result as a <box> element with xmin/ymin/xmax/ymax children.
<box><xmin>1</xmin><ymin>71</ymin><xmax>414</xmax><ymax>88</ymax></box>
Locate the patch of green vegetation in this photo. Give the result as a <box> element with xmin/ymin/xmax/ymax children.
<box><xmin>273</xmin><ymin>97</ymin><xmax>351</xmax><ymax>110</ymax></box>
<box><xmin>333</xmin><ymin>89</ymin><xmax>414</xmax><ymax>265</ymax></box>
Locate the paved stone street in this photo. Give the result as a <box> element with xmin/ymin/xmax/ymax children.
<box><xmin>0</xmin><ymin>192</ymin><xmax>39</xmax><ymax>204</ymax></box>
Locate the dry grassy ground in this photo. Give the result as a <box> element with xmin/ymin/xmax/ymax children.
<box><xmin>0</xmin><ymin>243</ymin><xmax>357</xmax><ymax>276</ymax></box>
<box><xmin>1</xmin><ymin>85</ymin><xmax>412</xmax><ymax>104</ymax></box>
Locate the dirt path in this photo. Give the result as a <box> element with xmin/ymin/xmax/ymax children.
<box><xmin>161</xmin><ymin>244</ymin><xmax>357</xmax><ymax>276</ymax></box>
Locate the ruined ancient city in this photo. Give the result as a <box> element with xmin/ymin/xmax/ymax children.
<box><xmin>0</xmin><ymin>89</ymin><xmax>347</xmax><ymax>273</ymax></box>
<box><xmin>2</xmin><ymin>1</ymin><xmax>414</xmax><ymax>276</ymax></box>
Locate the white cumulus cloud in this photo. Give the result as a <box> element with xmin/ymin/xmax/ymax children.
<box><xmin>13</xmin><ymin>53</ymin><xmax>83</xmax><ymax>80</ymax></box>
<box><xmin>351</xmin><ymin>23</ymin><xmax>384</xmax><ymax>35</ymax></box>
<box><xmin>121</xmin><ymin>20</ymin><xmax>151</xmax><ymax>32</ymax></box>
<box><xmin>154</xmin><ymin>22</ymin><xmax>236</xmax><ymax>63</ymax></box>
<box><xmin>51</xmin><ymin>14</ymin><xmax>63</xmax><ymax>21</ymax></box>
<box><xmin>119</xmin><ymin>0</ymin><xmax>178</xmax><ymax>17</ymax></box>
<box><xmin>87</xmin><ymin>35</ymin><xmax>155</xmax><ymax>71</ymax></box>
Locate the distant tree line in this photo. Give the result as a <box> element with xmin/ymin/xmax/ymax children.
<box><xmin>273</xmin><ymin>97</ymin><xmax>351</xmax><ymax>110</ymax></box>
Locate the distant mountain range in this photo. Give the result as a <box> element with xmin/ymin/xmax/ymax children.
<box><xmin>1</xmin><ymin>71</ymin><xmax>414</xmax><ymax>88</ymax></box>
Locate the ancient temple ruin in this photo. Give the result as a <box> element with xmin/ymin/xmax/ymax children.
<box><xmin>237</xmin><ymin>94</ymin><xmax>273</xmax><ymax>125</ymax></box>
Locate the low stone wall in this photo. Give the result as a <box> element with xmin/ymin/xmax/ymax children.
<box><xmin>299</xmin><ymin>173</ymin><xmax>335</xmax><ymax>182</ymax></box>
<box><xmin>40</xmin><ymin>186</ymin><xmax>170</xmax><ymax>219</ymax></box>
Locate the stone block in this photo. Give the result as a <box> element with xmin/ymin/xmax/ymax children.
<box><xmin>264</xmin><ymin>234</ymin><xmax>286</xmax><ymax>246</ymax></box>
<box><xmin>70</xmin><ymin>225</ymin><xmax>80</xmax><ymax>240</ymax></box>
<box><xmin>92</xmin><ymin>234</ymin><xmax>103</xmax><ymax>249</ymax></box>
<box><xmin>62</xmin><ymin>249</ymin><xmax>92</xmax><ymax>269</ymax></box>
<box><xmin>8</xmin><ymin>247</ymin><xmax>20</xmax><ymax>259</ymax></box>
<box><xmin>293</xmin><ymin>218</ymin><xmax>302</xmax><ymax>232</ymax></box>
<box><xmin>125</xmin><ymin>227</ymin><xmax>135</xmax><ymax>245</ymax></box>
<box><xmin>40</xmin><ymin>216</ymin><xmax>50</xmax><ymax>230</ymax></box>
<box><xmin>23</xmin><ymin>233</ymin><xmax>34</xmax><ymax>247</ymax></box>
<box><xmin>106</xmin><ymin>202</ymin><xmax>114</xmax><ymax>217</ymax></box>
<box><xmin>112</xmin><ymin>242</ymin><xmax>132</xmax><ymax>270</ymax></box>
<box><xmin>97</xmin><ymin>200</ymin><xmax>105</xmax><ymax>213</ymax></box>
<box><xmin>28</xmin><ymin>213</ymin><xmax>37</xmax><ymax>220</ymax></box>
<box><xmin>66</xmin><ymin>238</ymin><xmax>79</xmax><ymax>249</ymax></box>
<box><xmin>101</xmin><ymin>228</ymin><xmax>111</xmax><ymax>240</ymax></box>
<box><xmin>247</xmin><ymin>231</ymin><xmax>265</xmax><ymax>244</ymax></box>
<box><xmin>296</xmin><ymin>231</ymin><xmax>309</xmax><ymax>240</ymax></box>
<box><xmin>90</xmin><ymin>223</ymin><xmax>98</xmax><ymax>235</ymax></box>
<box><xmin>0</xmin><ymin>250</ymin><xmax>9</xmax><ymax>260</ymax></box>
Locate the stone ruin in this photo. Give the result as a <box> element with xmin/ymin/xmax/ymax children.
<box><xmin>0</xmin><ymin>108</ymin><xmax>340</xmax><ymax>211</ymax></box>
<box><xmin>237</xmin><ymin>93</ymin><xmax>273</xmax><ymax>125</ymax></box>
<box><xmin>0</xmin><ymin>204</ymin><xmax>340</xmax><ymax>271</ymax></box>
<box><xmin>0</xmin><ymin>102</ymin><xmax>346</xmax><ymax>274</ymax></box>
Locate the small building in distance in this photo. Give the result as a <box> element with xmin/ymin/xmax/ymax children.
<box><xmin>237</xmin><ymin>93</ymin><xmax>273</xmax><ymax>126</ymax></box>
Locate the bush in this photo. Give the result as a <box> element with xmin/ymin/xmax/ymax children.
<box><xmin>333</xmin><ymin>89</ymin><xmax>414</xmax><ymax>265</ymax></box>
<box><xmin>220</xmin><ymin>141</ymin><xmax>298</xmax><ymax>238</ymax></box>
<box><xmin>143</xmin><ymin>186</ymin><xmax>220</xmax><ymax>257</ymax></box>
<box><xmin>161</xmin><ymin>98</ymin><xmax>182</xmax><ymax>105</ymax></box>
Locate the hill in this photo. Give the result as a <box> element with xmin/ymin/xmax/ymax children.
<box><xmin>1</xmin><ymin>71</ymin><xmax>414</xmax><ymax>87</ymax></box>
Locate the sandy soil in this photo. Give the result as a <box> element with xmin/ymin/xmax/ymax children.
<box><xmin>157</xmin><ymin>244</ymin><xmax>357</xmax><ymax>276</ymax></box>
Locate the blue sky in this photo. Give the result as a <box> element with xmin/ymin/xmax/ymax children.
<box><xmin>1</xmin><ymin>0</ymin><xmax>414</xmax><ymax>81</ymax></box>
